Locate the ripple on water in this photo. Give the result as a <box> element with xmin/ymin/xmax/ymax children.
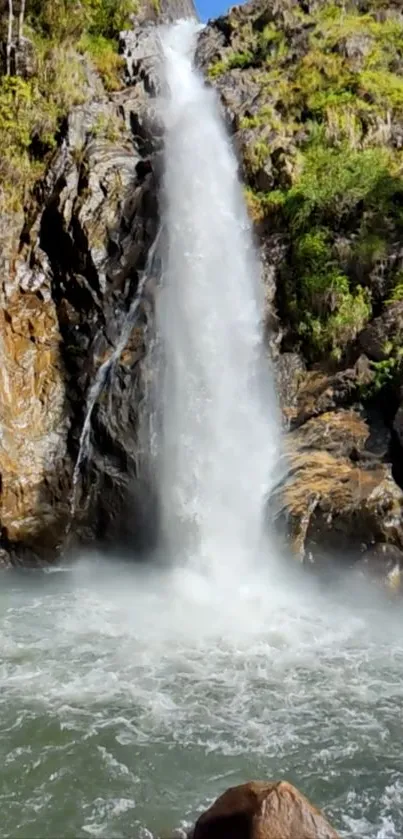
<box><xmin>0</xmin><ymin>560</ymin><xmax>402</xmax><ymax>838</ymax></box>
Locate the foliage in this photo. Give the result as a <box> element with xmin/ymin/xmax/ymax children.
<box><xmin>222</xmin><ymin>2</ymin><xmax>403</xmax><ymax>362</ymax></box>
<box><xmin>289</xmin><ymin>227</ymin><xmax>372</xmax><ymax>359</ymax></box>
<box><xmin>28</xmin><ymin>0</ymin><xmax>137</xmax><ymax>41</ymax></box>
<box><xmin>386</xmin><ymin>272</ymin><xmax>403</xmax><ymax>303</ymax></box>
<box><xmin>88</xmin><ymin>110</ymin><xmax>122</xmax><ymax>143</ymax></box>
<box><xmin>283</xmin><ymin>144</ymin><xmax>397</xmax><ymax>230</ymax></box>
<box><xmin>78</xmin><ymin>34</ymin><xmax>124</xmax><ymax>91</ymax></box>
<box><xmin>208</xmin><ymin>49</ymin><xmax>255</xmax><ymax>78</ymax></box>
<box><xmin>363</xmin><ymin>351</ymin><xmax>403</xmax><ymax>396</ymax></box>
<box><xmin>0</xmin><ymin>0</ymin><xmax>136</xmax><ymax>212</ymax></box>
<box><xmin>0</xmin><ymin>46</ymin><xmax>86</xmax><ymax>210</ymax></box>
<box><xmin>243</xmin><ymin>139</ymin><xmax>269</xmax><ymax>174</ymax></box>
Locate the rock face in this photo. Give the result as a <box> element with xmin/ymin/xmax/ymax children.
<box><xmin>192</xmin><ymin>781</ymin><xmax>339</xmax><ymax>839</ymax></box>
<box><xmin>274</xmin><ymin>409</ymin><xmax>403</xmax><ymax>562</ymax></box>
<box><xmin>0</xmin><ymin>21</ymin><xmax>164</xmax><ymax>563</ymax></box>
<box><xmin>3</xmin><ymin>0</ymin><xmax>403</xmax><ymax>572</ymax></box>
<box><xmin>197</xmin><ymin>0</ymin><xmax>403</xmax><ymax>576</ymax></box>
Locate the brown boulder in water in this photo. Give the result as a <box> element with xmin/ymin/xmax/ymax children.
<box><xmin>192</xmin><ymin>781</ymin><xmax>339</xmax><ymax>839</ymax></box>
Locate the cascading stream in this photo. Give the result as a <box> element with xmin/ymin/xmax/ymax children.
<box><xmin>69</xmin><ymin>229</ymin><xmax>162</xmax><ymax>526</ymax></box>
<box><xmin>153</xmin><ymin>21</ymin><xmax>280</xmax><ymax>571</ymax></box>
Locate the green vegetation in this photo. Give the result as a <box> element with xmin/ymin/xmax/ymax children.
<box><xmin>208</xmin><ymin>50</ymin><xmax>255</xmax><ymax>78</ymax></box>
<box><xmin>88</xmin><ymin>111</ymin><xmax>123</xmax><ymax>143</ymax></box>
<box><xmin>0</xmin><ymin>0</ymin><xmax>137</xmax><ymax>213</ymax></box>
<box><xmin>77</xmin><ymin>34</ymin><xmax>125</xmax><ymax>91</ymax></box>
<box><xmin>0</xmin><ymin>47</ymin><xmax>86</xmax><ymax>210</ymax></box>
<box><xmin>213</xmin><ymin>1</ymin><xmax>403</xmax><ymax>363</ymax></box>
<box><xmin>281</xmin><ymin>144</ymin><xmax>395</xmax><ymax>229</ymax></box>
<box><xmin>387</xmin><ymin>274</ymin><xmax>403</xmax><ymax>303</ymax></box>
<box><xmin>363</xmin><ymin>350</ymin><xmax>403</xmax><ymax>397</ymax></box>
<box><xmin>28</xmin><ymin>0</ymin><xmax>136</xmax><ymax>42</ymax></box>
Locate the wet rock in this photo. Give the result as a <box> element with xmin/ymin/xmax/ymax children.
<box><xmin>0</xmin><ymin>278</ymin><xmax>69</xmax><ymax>554</ymax></box>
<box><xmin>192</xmin><ymin>780</ymin><xmax>339</xmax><ymax>839</ymax></box>
<box><xmin>134</xmin><ymin>0</ymin><xmax>197</xmax><ymax>24</ymax></box>
<box><xmin>291</xmin><ymin>409</ymin><xmax>371</xmax><ymax>458</ymax></box>
<box><xmin>393</xmin><ymin>399</ymin><xmax>403</xmax><ymax>448</ymax></box>
<box><xmin>291</xmin><ymin>355</ymin><xmax>374</xmax><ymax>428</ymax></box>
<box><xmin>11</xmin><ymin>36</ymin><xmax>38</xmax><ymax>78</ymax></box>
<box><xmin>273</xmin><ymin>410</ymin><xmax>403</xmax><ymax>562</ymax></box>
<box><xmin>195</xmin><ymin>24</ymin><xmax>227</xmax><ymax>71</ymax></box>
<box><xmin>359</xmin><ymin>302</ymin><xmax>403</xmax><ymax>361</ymax></box>
<box><xmin>0</xmin><ymin>30</ymin><xmax>161</xmax><ymax>564</ymax></box>
<box><xmin>274</xmin><ymin>352</ymin><xmax>306</xmax><ymax>427</ymax></box>
<box><xmin>261</xmin><ymin>234</ymin><xmax>287</xmax><ymax>355</ymax></box>
<box><xmin>357</xmin><ymin>542</ymin><xmax>403</xmax><ymax>592</ymax></box>
<box><xmin>336</xmin><ymin>32</ymin><xmax>374</xmax><ymax>68</ymax></box>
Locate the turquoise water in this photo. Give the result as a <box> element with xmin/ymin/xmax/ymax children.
<box><xmin>0</xmin><ymin>558</ymin><xmax>402</xmax><ymax>838</ymax></box>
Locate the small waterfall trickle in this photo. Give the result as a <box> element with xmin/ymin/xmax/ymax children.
<box><xmin>70</xmin><ymin>231</ymin><xmax>161</xmax><ymax>525</ymax></box>
<box><xmin>151</xmin><ymin>21</ymin><xmax>281</xmax><ymax>572</ymax></box>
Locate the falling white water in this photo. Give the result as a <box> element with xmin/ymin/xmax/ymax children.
<box><xmin>155</xmin><ymin>21</ymin><xmax>280</xmax><ymax>571</ymax></box>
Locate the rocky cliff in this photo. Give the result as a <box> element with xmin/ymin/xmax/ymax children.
<box><xmin>197</xmin><ymin>0</ymin><xmax>403</xmax><ymax>585</ymax></box>
<box><xmin>1</xmin><ymin>0</ymin><xmax>403</xmax><ymax>584</ymax></box>
<box><xmin>0</xmin><ymin>0</ymin><xmax>195</xmax><ymax>566</ymax></box>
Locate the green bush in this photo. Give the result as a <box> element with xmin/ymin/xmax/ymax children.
<box><xmin>0</xmin><ymin>0</ymin><xmax>137</xmax><ymax>212</ymax></box>
<box><xmin>0</xmin><ymin>48</ymin><xmax>86</xmax><ymax>211</ymax></box>
<box><xmin>284</xmin><ymin>144</ymin><xmax>394</xmax><ymax>230</ymax></box>
<box><xmin>78</xmin><ymin>34</ymin><xmax>124</xmax><ymax>91</ymax></box>
<box><xmin>208</xmin><ymin>49</ymin><xmax>255</xmax><ymax>78</ymax></box>
<box><xmin>206</xmin><ymin>0</ymin><xmax>403</xmax><ymax>363</ymax></box>
<box><xmin>28</xmin><ymin>0</ymin><xmax>137</xmax><ymax>41</ymax></box>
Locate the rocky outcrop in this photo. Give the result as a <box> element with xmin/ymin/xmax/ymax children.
<box><xmin>0</xmin><ymin>23</ymin><xmax>164</xmax><ymax>564</ymax></box>
<box><xmin>356</xmin><ymin>542</ymin><xmax>403</xmax><ymax>592</ymax></box>
<box><xmin>197</xmin><ymin>0</ymin><xmax>403</xmax><ymax>576</ymax></box>
<box><xmin>3</xmin><ymin>0</ymin><xmax>403</xmax><ymax>573</ymax></box>
<box><xmin>359</xmin><ymin>302</ymin><xmax>403</xmax><ymax>362</ymax></box>
<box><xmin>273</xmin><ymin>409</ymin><xmax>403</xmax><ymax>569</ymax></box>
<box><xmin>191</xmin><ymin>781</ymin><xmax>339</xmax><ymax>839</ymax></box>
<box><xmin>135</xmin><ymin>0</ymin><xmax>197</xmax><ymax>23</ymax></box>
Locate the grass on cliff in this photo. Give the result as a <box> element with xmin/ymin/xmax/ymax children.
<box><xmin>271</xmin><ymin>140</ymin><xmax>403</xmax><ymax>360</ymax></box>
<box><xmin>0</xmin><ymin>48</ymin><xmax>86</xmax><ymax>212</ymax></box>
<box><xmin>218</xmin><ymin>2</ymin><xmax>403</xmax><ymax>362</ymax></box>
<box><xmin>0</xmin><ymin>0</ymin><xmax>136</xmax><ymax>214</ymax></box>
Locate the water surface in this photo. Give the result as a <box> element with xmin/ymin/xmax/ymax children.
<box><xmin>1</xmin><ymin>558</ymin><xmax>402</xmax><ymax>838</ymax></box>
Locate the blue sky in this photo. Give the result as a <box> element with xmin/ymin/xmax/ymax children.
<box><xmin>196</xmin><ymin>0</ymin><xmax>234</xmax><ymax>22</ymax></box>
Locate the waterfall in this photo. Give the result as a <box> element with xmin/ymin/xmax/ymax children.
<box><xmin>153</xmin><ymin>21</ymin><xmax>280</xmax><ymax>572</ymax></box>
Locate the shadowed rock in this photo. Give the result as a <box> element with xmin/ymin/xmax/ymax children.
<box><xmin>273</xmin><ymin>409</ymin><xmax>403</xmax><ymax>563</ymax></box>
<box><xmin>192</xmin><ymin>781</ymin><xmax>339</xmax><ymax>839</ymax></box>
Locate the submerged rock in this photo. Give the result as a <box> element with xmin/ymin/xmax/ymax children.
<box><xmin>356</xmin><ymin>542</ymin><xmax>403</xmax><ymax>593</ymax></box>
<box><xmin>191</xmin><ymin>781</ymin><xmax>339</xmax><ymax>839</ymax></box>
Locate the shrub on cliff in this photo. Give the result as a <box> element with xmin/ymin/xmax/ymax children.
<box><xmin>28</xmin><ymin>0</ymin><xmax>136</xmax><ymax>41</ymax></box>
<box><xmin>0</xmin><ymin>0</ymin><xmax>137</xmax><ymax>213</ymax></box>
<box><xmin>209</xmin><ymin>0</ymin><xmax>403</xmax><ymax>363</ymax></box>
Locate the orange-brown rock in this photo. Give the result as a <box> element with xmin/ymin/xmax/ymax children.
<box><xmin>273</xmin><ymin>409</ymin><xmax>403</xmax><ymax>562</ymax></box>
<box><xmin>289</xmin><ymin>356</ymin><xmax>374</xmax><ymax>429</ymax></box>
<box><xmin>192</xmin><ymin>781</ymin><xmax>339</xmax><ymax>839</ymax></box>
<box><xmin>0</xmin><ymin>38</ymin><xmax>160</xmax><ymax>564</ymax></box>
<box><xmin>0</xmin><ymin>265</ymin><xmax>70</xmax><ymax>557</ymax></box>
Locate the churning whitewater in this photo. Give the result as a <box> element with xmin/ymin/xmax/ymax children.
<box><xmin>0</xmin><ymin>20</ymin><xmax>403</xmax><ymax>839</ymax></box>
<box><xmin>153</xmin><ymin>21</ymin><xmax>280</xmax><ymax>569</ymax></box>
